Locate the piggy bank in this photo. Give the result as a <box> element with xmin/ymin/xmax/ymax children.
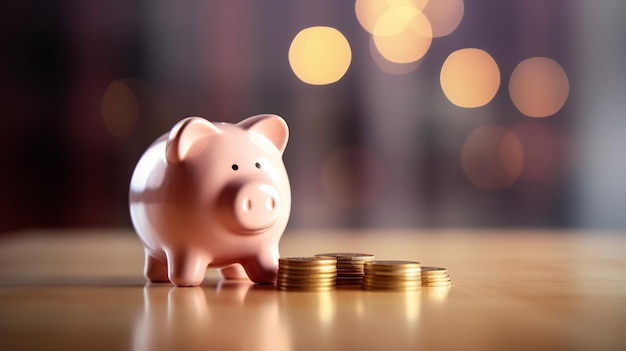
<box><xmin>129</xmin><ymin>114</ymin><xmax>291</xmax><ymax>286</ymax></box>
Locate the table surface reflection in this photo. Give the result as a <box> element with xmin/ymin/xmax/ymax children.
<box><xmin>1</xmin><ymin>228</ymin><xmax>625</xmax><ymax>351</ymax></box>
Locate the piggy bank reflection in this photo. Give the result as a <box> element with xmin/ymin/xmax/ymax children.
<box><xmin>129</xmin><ymin>115</ymin><xmax>291</xmax><ymax>286</ymax></box>
<box><xmin>132</xmin><ymin>283</ymin><xmax>291</xmax><ymax>351</ymax></box>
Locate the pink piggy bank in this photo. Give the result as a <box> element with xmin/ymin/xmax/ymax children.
<box><xmin>129</xmin><ymin>114</ymin><xmax>291</xmax><ymax>286</ymax></box>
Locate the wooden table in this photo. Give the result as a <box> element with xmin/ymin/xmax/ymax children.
<box><xmin>1</xmin><ymin>229</ymin><xmax>625</xmax><ymax>351</ymax></box>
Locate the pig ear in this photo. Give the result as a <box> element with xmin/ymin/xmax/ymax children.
<box><xmin>237</xmin><ymin>114</ymin><xmax>289</xmax><ymax>154</ymax></box>
<box><xmin>165</xmin><ymin>117</ymin><xmax>220</xmax><ymax>164</ymax></box>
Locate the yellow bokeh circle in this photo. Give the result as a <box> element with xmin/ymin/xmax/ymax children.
<box><xmin>373</xmin><ymin>10</ymin><xmax>432</xmax><ymax>64</ymax></box>
<box><xmin>440</xmin><ymin>48</ymin><xmax>500</xmax><ymax>108</ymax></box>
<box><xmin>288</xmin><ymin>26</ymin><xmax>352</xmax><ymax>85</ymax></box>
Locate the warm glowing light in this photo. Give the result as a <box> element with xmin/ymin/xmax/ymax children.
<box><xmin>388</xmin><ymin>0</ymin><xmax>429</xmax><ymax>10</ymax></box>
<box><xmin>404</xmin><ymin>291</ymin><xmax>421</xmax><ymax>324</ymax></box>
<box><xmin>355</xmin><ymin>0</ymin><xmax>428</xmax><ymax>34</ymax></box>
<box><xmin>373</xmin><ymin>10</ymin><xmax>432</xmax><ymax>63</ymax></box>
<box><xmin>423</xmin><ymin>286</ymin><xmax>451</xmax><ymax>302</ymax></box>
<box><xmin>320</xmin><ymin>146</ymin><xmax>384</xmax><ymax>209</ymax></box>
<box><xmin>355</xmin><ymin>0</ymin><xmax>389</xmax><ymax>34</ymax></box>
<box><xmin>317</xmin><ymin>291</ymin><xmax>336</xmax><ymax>325</ymax></box>
<box><xmin>101</xmin><ymin>79</ymin><xmax>139</xmax><ymax>138</ymax></box>
<box><xmin>288</xmin><ymin>26</ymin><xmax>352</xmax><ymax>85</ymax></box>
<box><xmin>509</xmin><ymin>57</ymin><xmax>569</xmax><ymax>118</ymax></box>
<box><xmin>369</xmin><ymin>37</ymin><xmax>420</xmax><ymax>75</ymax></box>
<box><xmin>422</xmin><ymin>0</ymin><xmax>464</xmax><ymax>37</ymax></box>
<box><xmin>440</xmin><ymin>48</ymin><xmax>500</xmax><ymax>108</ymax></box>
<box><xmin>461</xmin><ymin>126</ymin><xmax>523</xmax><ymax>190</ymax></box>
<box><xmin>387</xmin><ymin>0</ymin><xmax>429</xmax><ymax>18</ymax></box>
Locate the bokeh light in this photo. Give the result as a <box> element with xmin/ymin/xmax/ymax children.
<box><xmin>440</xmin><ymin>48</ymin><xmax>500</xmax><ymax>108</ymax></box>
<box><xmin>373</xmin><ymin>10</ymin><xmax>432</xmax><ymax>63</ymax></box>
<box><xmin>320</xmin><ymin>146</ymin><xmax>385</xmax><ymax>209</ymax></box>
<box><xmin>461</xmin><ymin>126</ymin><xmax>524</xmax><ymax>190</ymax></box>
<box><xmin>288</xmin><ymin>26</ymin><xmax>352</xmax><ymax>85</ymax></box>
<box><xmin>509</xmin><ymin>57</ymin><xmax>569</xmax><ymax>118</ymax></box>
<box><xmin>101</xmin><ymin>79</ymin><xmax>139</xmax><ymax>138</ymax></box>
<box><xmin>369</xmin><ymin>37</ymin><xmax>421</xmax><ymax>75</ymax></box>
<box><xmin>422</xmin><ymin>0</ymin><xmax>464</xmax><ymax>37</ymax></box>
<box><xmin>355</xmin><ymin>0</ymin><xmax>390</xmax><ymax>34</ymax></box>
<box><xmin>355</xmin><ymin>0</ymin><xmax>428</xmax><ymax>34</ymax></box>
<box><xmin>387</xmin><ymin>0</ymin><xmax>429</xmax><ymax>18</ymax></box>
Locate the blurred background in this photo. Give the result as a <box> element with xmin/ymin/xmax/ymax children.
<box><xmin>1</xmin><ymin>0</ymin><xmax>625</xmax><ymax>233</ymax></box>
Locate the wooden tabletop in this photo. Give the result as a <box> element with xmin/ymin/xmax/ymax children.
<box><xmin>1</xmin><ymin>228</ymin><xmax>625</xmax><ymax>351</ymax></box>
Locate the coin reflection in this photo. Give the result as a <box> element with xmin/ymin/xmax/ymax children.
<box><xmin>422</xmin><ymin>285</ymin><xmax>451</xmax><ymax>302</ymax></box>
<box><xmin>277</xmin><ymin>290</ymin><xmax>337</xmax><ymax>347</ymax></box>
<box><xmin>355</xmin><ymin>290</ymin><xmax>422</xmax><ymax>349</ymax></box>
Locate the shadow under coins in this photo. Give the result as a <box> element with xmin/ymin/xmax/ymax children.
<box><xmin>133</xmin><ymin>281</ymin><xmax>450</xmax><ymax>351</ymax></box>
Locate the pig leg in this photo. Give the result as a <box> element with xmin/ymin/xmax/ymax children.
<box><xmin>240</xmin><ymin>250</ymin><xmax>279</xmax><ymax>284</ymax></box>
<box><xmin>144</xmin><ymin>249</ymin><xmax>169</xmax><ymax>282</ymax></box>
<box><xmin>220</xmin><ymin>264</ymin><xmax>250</xmax><ymax>280</ymax></box>
<box><xmin>167</xmin><ymin>250</ymin><xmax>210</xmax><ymax>287</ymax></box>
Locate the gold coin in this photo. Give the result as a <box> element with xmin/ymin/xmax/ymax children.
<box><xmin>364</xmin><ymin>269</ymin><xmax>422</xmax><ymax>277</ymax></box>
<box><xmin>363</xmin><ymin>275</ymin><xmax>421</xmax><ymax>283</ymax></box>
<box><xmin>421</xmin><ymin>274</ymin><xmax>450</xmax><ymax>282</ymax></box>
<box><xmin>421</xmin><ymin>267</ymin><xmax>448</xmax><ymax>275</ymax></box>
<box><xmin>363</xmin><ymin>278</ymin><xmax>421</xmax><ymax>285</ymax></box>
<box><xmin>337</xmin><ymin>270</ymin><xmax>364</xmax><ymax>275</ymax></box>
<box><xmin>279</xmin><ymin>263</ymin><xmax>334</xmax><ymax>269</ymax></box>
<box><xmin>421</xmin><ymin>278</ymin><xmax>451</xmax><ymax>284</ymax></box>
<box><xmin>279</xmin><ymin>262</ymin><xmax>337</xmax><ymax>269</ymax></box>
<box><xmin>336</xmin><ymin>262</ymin><xmax>366</xmax><ymax>268</ymax></box>
<box><xmin>422</xmin><ymin>281</ymin><xmax>452</xmax><ymax>287</ymax></box>
<box><xmin>337</xmin><ymin>277</ymin><xmax>363</xmax><ymax>282</ymax></box>
<box><xmin>278</xmin><ymin>269</ymin><xmax>337</xmax><ymax>276</ymax></box>
<box><xmin>277</xmin><ymin>280</ymin><xmax>336</xmax><ymax>288</ymax></box>
<box><xmin>365</xmin><ymin>260</ymin><xmax>421</xmax><ymax>268</ymax></box>
<box><xmin>278</xmin><ymin>266</ymin><xmax>337</xmax><ymax>274</ymax></box>
<box><xmin>336</xmin><ymin>270</ymin><xmax>364</xmax><ymax>275</ymax></box>
<box><xmin>277</xmin><ymin>281</ymin><xmax>337</xmax><ymax>287</ymax></box>
<box><xmin>276</xmin><ymin>279</ymin><xmax>336</xmax><ymax>286</ymax></box>
<box><xmin>279</xmin><ymin>257</ymin><xmax>337</xmax><ymax>266</ymax></box>
<box><xmin>338</xmin><ymin>271</ymin><xmax>364</xmax><ymax>276</ymax></box>
<box><xmin>277</xmin><ymin>272</ymin><xmax>337</xmax><ymax>279</ymax></box>
<box><xmin>315</xmin><ymin>253</ymin><xmax>376</xmax><ymax>261</ymax></box>
<box><xmin>278</xmin><ymin>270</ymin><xmax>336</xmax><ymax>277</ymax></box>
<box><xmin>363</xmin><ymin>280</ymin><xmax>422</xmax><ymax>286</ymax></box>
<box><xmin>278</xmin><ymin>267</ymin><xmax>337</xmax><ymax>275</ymax></box>
<box><xmin>337</xmin><ymin>281</ymin><xmax>363</xmax><ymax>286</ymax></box>
<box><xmin>277</xmin><ymin>280</ymin><xmax>336</xmax><ymax>286</ymax></box>
<box><xmin>364</xmin><ymin>261</ymin><xmax>421</xmax><ymax>274</ymax></box>
<box><xmin>278</xmin><ymin>265</ymin><xmax>337</xmax><ymax>271</ymax></box>
<box><xmin>278</xmin><ymin>271</ymin><xmax>336</xmax><ymax>278</ymax></box>
<box><xmin>363</xmin><ymin>274</ymin><xmax>422</xmax><ymax>282</ymax></box>
<box><xmin>363</xmin><ymin>277</ymin><xmax>421</xmax><ymax>284</ymax></box>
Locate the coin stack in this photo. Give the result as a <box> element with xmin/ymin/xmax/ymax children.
<box><xmin>314</xmin><ymin>253</ymin><xmax>375</xmax><ymax>286</ymax></box>
<box><xmin>362</xmin><ymin>260</ymin><xmax>422</xmax><ymax>291</ymax></box>
<box><xmin>421</xmin><ymin>267</ymin><xmax>451</xmax><ymax>287</ymax></box>
<box><xmin>276</xmin><ymin>257</ymin><xmax>337</xmax><ymax>291</ymax></box>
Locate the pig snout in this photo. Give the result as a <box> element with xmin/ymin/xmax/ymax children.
<box><xmin>222</xmin><ymin>180</ymin><xmax>281</xmax><ymax>233</ymax></box>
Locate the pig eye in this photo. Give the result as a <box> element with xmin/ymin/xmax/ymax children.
<box><xmin>231</xmin><ymin>164</ymin><xmax>239</xmax><ymax>171</ymax></box>
<box><xmin>255</xmin><ymin>162</ymin><xmax>261</xmax><ymax>169</ymax></box>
